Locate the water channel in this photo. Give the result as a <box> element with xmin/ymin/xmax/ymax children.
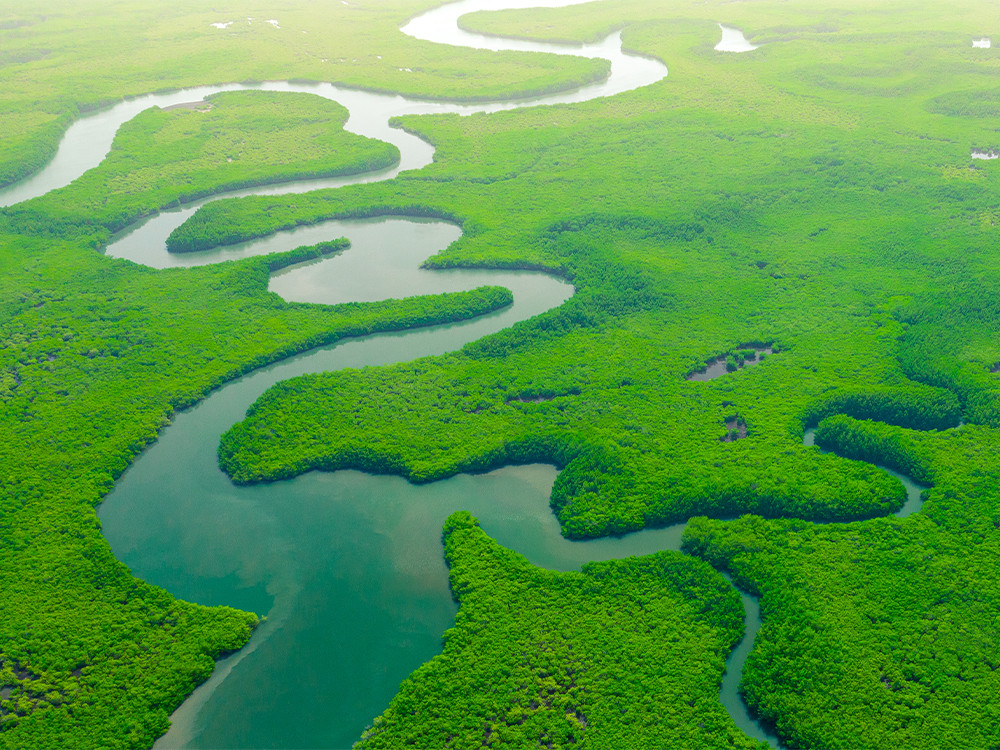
<box><xmin>1</xmin><ymin>1</ymin><xmax>921</xmax><ymax>747</ymax></box>
<box><xmin>715</xmin><ymin>25</ymin><xmax>758</xmax><ymax>53</ymax></box>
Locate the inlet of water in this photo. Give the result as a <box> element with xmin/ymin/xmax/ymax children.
<box><xmin>715</xmin><ymin>24</ymin><xmax>758</xmax><ymax>53</ymax></box>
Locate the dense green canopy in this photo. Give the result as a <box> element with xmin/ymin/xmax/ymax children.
<box><xmin>3</xmin><ymin>0</ymin><xmax>1000</xmax><ymax>747</ymax></box>
<box><xmin>357</xmin><ymin>511</ymin><xmax>765</xmax><ymax>750</ymax></box>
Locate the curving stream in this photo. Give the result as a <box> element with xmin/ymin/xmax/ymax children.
<box><xmin>0</xmin><ymin>0</ymin><xmax>665</xmax><ymax>212</ymax></box>
<box><xmin>2</xmin><ymin>1</ymin><xmax>820</xmax><ymax>747</ymax></box>
<box><xmin>804</xmin><ymin>428</ymin><xmax>928</xmax><ymax>517</ymax></box>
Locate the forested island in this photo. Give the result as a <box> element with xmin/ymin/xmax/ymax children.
<box><xmin>2</xmin><ymin>0</ymin><xmax>1000</xmax><ymax>748</ymax></box>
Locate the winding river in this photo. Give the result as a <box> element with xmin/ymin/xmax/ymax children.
<box><xmin>2</xmin><ymin>3</ymin><xmax>916</xmax><ymax>748</ymax></box>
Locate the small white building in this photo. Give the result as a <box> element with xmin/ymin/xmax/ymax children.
<box><xmin>973</xmin><ymin>38</ymin><xmax>991</xmax><ymax>48</ymax></box>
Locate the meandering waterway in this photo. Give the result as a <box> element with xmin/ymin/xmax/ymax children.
<box><xmin>804</xmin><ymin>428</ymin><xmax>928</xmax><ymax>517</ymax></box>
<box><xmin>104</xmin><ymin>217</ymin><xmax>578</xmax><ymax>748</ymax></box>
<box><xmin>0</xmin><ymin>1</ymin><xmax>886</xmax><ymax>747</ymax></box>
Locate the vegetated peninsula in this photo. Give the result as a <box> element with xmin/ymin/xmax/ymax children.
<box><xmin>357</xmin><ymin>511</ymin><xmax>763</xmax><ymax>750</ymax></box>
<box><xmin>2</xmin><ymin>0</ymin><xmax>1000</xmax><ymax>748</ymax></box>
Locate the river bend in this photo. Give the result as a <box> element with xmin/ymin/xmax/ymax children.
<box><xmin>0</xmin><ymin>2</ymin><xmax>831</xmax><ymax>748</ymax></box>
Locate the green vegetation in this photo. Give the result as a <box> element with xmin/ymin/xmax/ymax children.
<box><xmin>0</xmin><ymin>0</ymin><xmax>606</xmax><ymax>189</ymax></box>
<box><xmin>5</xmin><ymin>90</ymin><xmax>399</xmax><ymax>241</ymax></box>
<box><xmin>0</xmin><ymin>46</ymin><xmax>515</xmax><ymax>746</ymax></box>
<box><xmin>205</xmin><ymin>0</ymin><xmax>1000</xmax><ymax>746</ymax></box>
<box><xmin>0</xmin><ymin>222</ymin><xmax>511</xmax><ymax>747</ymax></box>
<box><xmin>5</xmin><ymin>0</ymin><xmax>1000</xmax><ymax>747</ymax></box>
<box><xmin>684</xmin><ymin>418</ymin><xmax>1000</xmax><ymax>749</ymax></box>
<box><xmin>356</xmin><ymin>512</ymin><xmax>765</xmax><ymax>750</ymax></box>
<box><xmin>896</xmin><ymin>282</ymin><xmax>1000</xmax><ymax>427</ymax></box>
<box><xmin>215</xmin><ymin>7</ymin><xmax>1000</xmax><ymax>537</ymax></box>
